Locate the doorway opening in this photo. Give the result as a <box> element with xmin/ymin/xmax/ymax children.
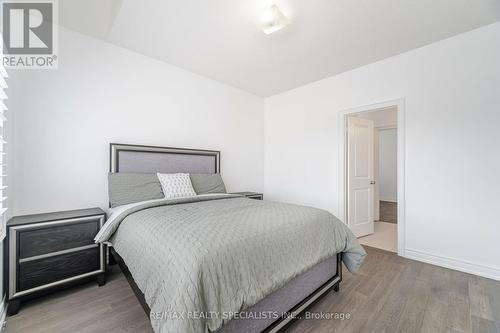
<box><xmin>338</xmin><ymin>99</ymin><xmax>405</xmax><ymax>255</ymax></box>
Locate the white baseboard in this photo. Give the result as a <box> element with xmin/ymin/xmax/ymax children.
<box><xmin>380</xmin><ymin>198</ymin><xmax>397</xmax><ymax>203</ymax></box>
<box><xmin>405</xmin><ymin>248</ymin><xmax>500</xmax><ymax>281</ymax></box>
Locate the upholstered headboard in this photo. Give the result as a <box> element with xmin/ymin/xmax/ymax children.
<box><xmin>109</xmin><ymin>143</ymin><xmax>220</xmax><ymax>174</ymax></box>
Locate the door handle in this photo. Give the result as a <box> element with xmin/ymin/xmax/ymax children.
<box><xmin>370</xmin><ymin>181</ymin><xmax>376</xmax><ymax>185</ymax></box>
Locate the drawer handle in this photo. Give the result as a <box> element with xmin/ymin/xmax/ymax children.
<box><xmin>19</xmin><ymin>244</ymin><xmax>99</xmax><ymax>263</ymax></box>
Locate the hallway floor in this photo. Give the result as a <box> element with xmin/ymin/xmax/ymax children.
<box><xmin>380</xmin><ymin>201</ymin><xmax>397</xmax><ymax>223</ymax></box>
<box><xmin>358</xmin><ymin>221</ymin><xmax>397</xmax><ymax>253</ymax></box>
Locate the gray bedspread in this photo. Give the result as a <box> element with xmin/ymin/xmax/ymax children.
<box><xmin>95</xmin><ymin>195</ymin><xmax>366</xmax><ymax>333</ymax></box>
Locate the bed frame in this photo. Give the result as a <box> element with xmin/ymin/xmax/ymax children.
<box><xmin>108</xmin><ymin>143</ymin><xmax>342</xmax><ymax>333</ymax></box>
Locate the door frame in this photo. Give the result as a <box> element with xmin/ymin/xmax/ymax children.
<box><xmin>338</xmin><ymin>98</ymin><xmax>406</xmax><ymax>256</ymax></box>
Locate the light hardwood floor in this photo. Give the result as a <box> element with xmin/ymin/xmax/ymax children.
<box><xmin>5</xmin><ymin>246</ymin><xmax>500</xmax><ymax>333</ymax></box>
<box><xmin>358</xmin><ymin>222</ymin><xmax>397</xmax><ymax>253</ymax></box>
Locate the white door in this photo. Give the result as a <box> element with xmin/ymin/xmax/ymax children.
<box><xmin>347</xmin><ymin>117</ymin><xmax>375</xmax><ymax>237</ymax></box>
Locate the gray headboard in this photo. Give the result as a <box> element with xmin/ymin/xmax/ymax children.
<box><xmin>109</xmin><ymin>143</ymin><xmax>220</xmax><ymax>174</ymax></box>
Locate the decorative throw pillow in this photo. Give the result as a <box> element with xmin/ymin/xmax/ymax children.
<box><xmin>157</xmin><ymin>173</ymin><xmax>197</xmax><ymax>199</ymax></box>
<box><xmin>108</xmin><ymin>173</ymin><xmax>164</xmax><ymax>208</ymax></box>
<box><xmin>190</xmin><ymin>174</ymin><xmax>227</xmax><ymax>194</ymax></box>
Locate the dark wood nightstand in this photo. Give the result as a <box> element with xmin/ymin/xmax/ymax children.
<box><xmin>231</xmin><ymin>192</ymin><xmax>263</xmax><ymax>200</ymax></box>
<box><xmin>4</xmin><ymin>208</ymin><xmax>107</xmax><ymax>316</ymax></box>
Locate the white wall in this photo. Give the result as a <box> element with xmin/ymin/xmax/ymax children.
<box><xmin>265</xmin><ymin>22</ymin><xmax>500</xmax><ymax>280</ymax></box>
<box><xmin>378</xmin><ymin>129</ymin><xmax>397</xmax><ymax>202</ymax></box>
<box><xmin>9</xmin><ymin>28</ymin><xmax>264</xmax><ymax>215</ymax></box>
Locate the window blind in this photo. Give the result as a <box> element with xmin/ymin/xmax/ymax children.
<box><xmin>0</xmin><ymin>63</ymin><xmax>7</xmax><ymax>240</ymax></box>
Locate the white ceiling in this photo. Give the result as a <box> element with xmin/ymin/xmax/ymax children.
<box><xmin>60</xmin><ymin>0</ymin><xmax>500</xmax><ymax>97</ymax></box>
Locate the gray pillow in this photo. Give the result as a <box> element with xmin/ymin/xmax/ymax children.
<box><xmin>190</xmin><ymin>174</ymin><xmax>227</xmax><ymax>194</ymax></box>
<box><xmin>108</xmin><ymin>173</ymin><xmax>164</xmax><ymax>208</ymax></box>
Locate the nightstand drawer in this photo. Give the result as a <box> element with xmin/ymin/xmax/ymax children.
<box><xmin>18</xmin><ymin>247</ymin><xmax>100</xmax><ymax>291</ymax></box>
<box><xmin>6</xmin><ymin>208</ymin><xmax>107</xmax><ymax>316</ymax></box>
<box><xmin>19</xmin><ymin>219</ymin><xmax>100</xmax><ymax>259</ymax></box>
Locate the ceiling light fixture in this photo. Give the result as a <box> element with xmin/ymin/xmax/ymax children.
<box><xmin>260</xmin><ymin>4</ymin><xmax>289</xmax><ymax>35</ymax></box>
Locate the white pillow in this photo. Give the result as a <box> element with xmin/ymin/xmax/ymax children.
<box><xmin>157</xmin><ymin>173</ymin><xmax>197</xmax><ymax>199</ymax></box>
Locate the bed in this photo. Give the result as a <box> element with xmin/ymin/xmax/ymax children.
<box><xmin>96</xmin><ymin>143</ymin><xmax>366</xmax><ymax>333</ymax></box>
